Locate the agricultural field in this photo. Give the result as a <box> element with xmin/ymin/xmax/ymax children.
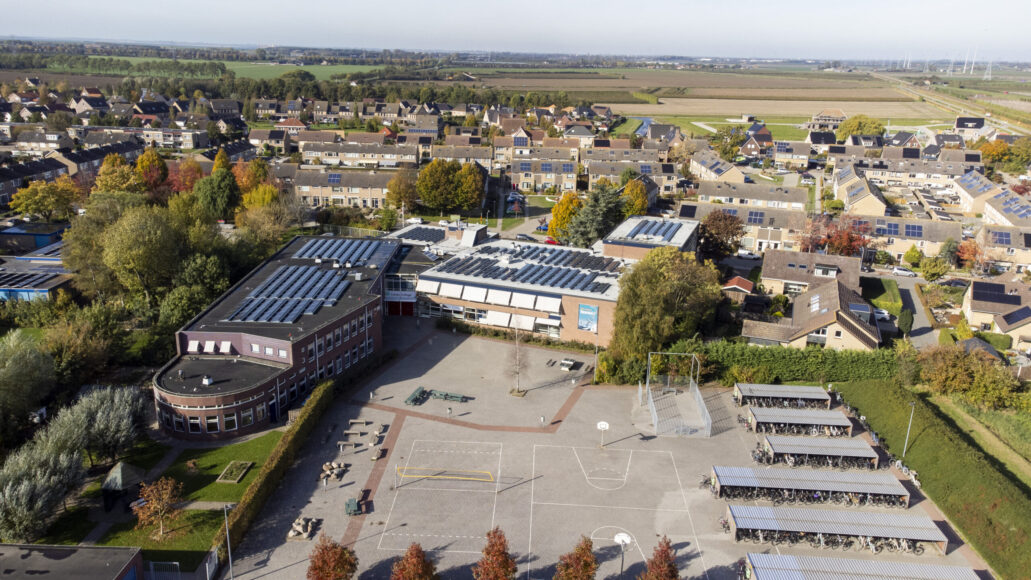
<box><xmin>223</xmin><ymin>62</ymin><xmax>379</xmax><ymax>80</ymax></box>
<box><xmin>604</xmin><ymin>97</ymin><xmax>943</xmax><ymax>118</ymax></box>
<box><xmin>654</xmin><ymin>87</ymin><xmax>905</xmax><ymax>100</ymax></box>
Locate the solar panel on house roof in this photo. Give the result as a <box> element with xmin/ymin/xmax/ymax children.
<box><xmin>971</xmin><ymin>282</ymin><xmax>1022</xmax><ymax>306</ymax></box>
<box><xmin>327</xmin><ymin>173</ymin><xmax>341</xmax><ymax>184</ymax></box>
<box><xmin>402</xmin><ymin>227</ymin><xmax>446</xmax><ymax>243</ymax></box>
<box><xmin>1002</xmin><ymin>306</ymin><xmax>1031</xmax><ymax>326</ymax></box>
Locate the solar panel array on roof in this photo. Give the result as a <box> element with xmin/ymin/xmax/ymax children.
<box><xmin>400</xmin><ymin>227</ymin><xmax>446</xmax><ymax>244</ymax></box>
<box><xmin>431</xmin><ymin>244</ymin><xmax>620</xmax><ymax>295</ymax></box>
<box><xmin>902</xmin><ymin>148</ymin><xmax>919</xmax><ymax>159</ymax></box>
<box><xmin>223</xmin><ymin>265</ymin><xmax>351</xmax><ymax>324</ymax></box>
<box><xmin>0</xmin><ymin>272</ymin><xmax>58</xmax><ymax>288</ymax></box>
<box><xmin>679</xmin><ymin>205</ymin><xmax>697</xmax><ymax>219</ymax></box>
<box><xmin>327</xmin><ymin>173</ymin><xmax>341</xmax><ymax>184</ymax></box>
<box><xmin>295</xmin><ymin>239</ymin><xmax>381</xmax><ymax>264</ymax></box>
<box><xmin>971</xmin><ymin>281</ymin><xmax>1022</xmax><ymax>306</ymax></box>
<box><xmin>625</xmin><ymin>219</ymin><xmax>682</xmax><ymax>242</ymax></box>
<box><xmin>1002</xmin><ymin>306</ymin><xmax>1031</xmax><ymax>326</ymax></box>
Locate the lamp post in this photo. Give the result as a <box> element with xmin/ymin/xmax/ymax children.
<box><xmin>614</xmin><ymin>533</ymin><xmax>632</xmax><ymax>579</ymax></box>
<box><xmin>223</xmin><ymin>503</ymin><xmax>235</xmax><ymax>580</ymax></box>
<box><xmin>902</xmin><ymin>401</ymin><xmax>916</xmax><ymax>458</ymax></box>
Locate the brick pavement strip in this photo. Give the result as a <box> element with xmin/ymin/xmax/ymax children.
<box><xmin>340</xmin><ymin>413</ymin><xmax>406</xmax><ymax>548</ymax></box>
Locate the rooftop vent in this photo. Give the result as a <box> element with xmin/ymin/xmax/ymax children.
<box><xmin>201</xmin><ymin>375</ymin><xmax>213</xmax><ymax>386</ymax></box>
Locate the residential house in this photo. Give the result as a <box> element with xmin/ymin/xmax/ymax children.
<box><xmin>249</xmin><ymin>129</ymin><xmax>290</xmax><ymax>153</ymax></box>
<box><xmin>645</xmin><ymin>124</ymin><xmax>686</xmax><ymax>146</ymax></box>
<box><xmin>695</xmin><ymin>181</ymin><xmax>808</xmax><ymax>211</ymax></box>
<box><xmin>70</xmin><ymin>96</ymin><xmax>109</xmax><ymax>115</ymax></box>
<box><xmin>953</xmin><ymin>170</ymin><xmax>1004</xmax><ymax>213</ymax></box>
<box><xmin>804</xmin><ymin>109</ymin><xmax>847</xmax><ymax>131</ymax></box>
<box><xmin>0</xmin><ymin>158</ymin><xmax>69</xmax><ymax>205</ymax></box>
<box><xmin>592</xmin><ymin>138</ymin><xmax>631</xmax><ymax>150</ymax></box>
<box><xmin>979</xmin><ymin>225</ymin><xmax>1031</xmax><ymax>273</ymax></box>
<box><xmin>853</xmin><ymin>215</ymin><xmax>962</xmax><ymax>263</ymax></box>
<box><xmin>7</xmin><ymin>92</ymin><xmax>39</xmax><ymax>105</ymax></box>
<box><xmin>825</xmin><ymin>145</ymin><xmax>872</xmax><ymax>168</ymax></box>
<box><xmin>198</xmin><ymin>140</ymin><xmax>255</xmax><ymax>163</ymax></box>
<box><xmin>962</xmin><ymin>281</ymin><xmax>1031</xmax><ymax>347</ymax></box>
<box><xmin>847</xmin><ymin>135</ymin><xmax>885</xmax><ymax>148</ymax></box>
<box><xmin>430</xmin><ymin>145</ymin><xmax>492</xmax><ymax>166</ymax></box>
<box><xmin>255</xmin><ymin>99</ymin><xmax>280</xmax><ymax>118</ymax></box>
<box><xmin>293</xmin><ymin>169</ymin><xmax>393</xmax><ymax>208</ymax></box>
<box><xmin>590</xmin><ymin>105</ymin><xmax>613</xmax><ymax>120</ymax></box>
<box><xmin>887</xmin><ymin>132</ymin><xmax>921</xmax><ymax>148</ymax></box>
<box><xmin>758</xmin><ymin>249</ymin><xmax>861</xmax><ymax>295</ymax></box>
<box><xmin>343</xmin><ymin>132</ymin><xmax>387</xmax><ymax>145</ymax></box>
<box><xmin>132</xmin><ymin>101</ymin><xmax>171</xmax><ymax>124</ymax></box>
<box><xmin>690</xmin><ymin>151</ymin><xmax>746</xmax><ymax>183</ymax></box>
<box><xmin>563</xmin><ymin>125</ymin><xmax>596</xmax><ymax>148</ymax></box>
<box><xmin>541</xmin><ymin>138</ymin><xmax>581</xmax><ymax>159</ymax></box>
<box><xmin>833</xmin><ymin>164</ymin><xmax>886</xmax><ymax>216</ymax></box>
<box><xmin>14</xmin><ymin>130</ymin><xmax>74</xmax><ymax>153</ymax></box>
<box><xmin>954</xmin><ymin>117</ymin><xmax>993</xmax><ymax>142</ymax></box>
<box><xmin>722</xmin><ymin>276</ymin><xmax>755</xmax><ymax>303</ymax></box>
<box><xmin>396</xmin><ymin>134</ymin><xmax>434</xmax><ymax>160</ymax></box>
<box><xmin>208</xmin><ymin>99</ymin><xmax>240</xmax><ymax>119</ymax></box>
<box><xmin>513</xmin><ymin>159</ymin><xmax>579</xmax><ymax>192</ymax></box>
<box><xmin>275</xmin><ymin>118</ymin><xmax>307</xmax><ymax>136</ymax></box>
<box><xmin>500</xmin><ymin>117</ymin><xmax>526</xmax><ymax>136</ymax></box>
<box><xmin>444</xmin><ymin>135</ymin><xmax>481</xmax><ymax>147</ymax></box>
<box><xmin>805</xmin><ymin>131</ymin><xmax>837</xmax><ymax>154</ymax></box>
<box><xmin>301</xmin><ymin>143</ymin><xmax>417</xmax><ymax>167</ymax></box>
<box><xmin>939</xmin><ymin>149</ymin><xmax>982</xmax><ymax>164</ymax></box>
<box><xmin>81</xmin><ymin>87</ymin><xmax>104</xmax><ymax>98</ymax></box>
<box><xmin>581</xmin><ymin>147</ymin><xmax>660</xmax><ymax>166</ymax></box>
<box><xmin>678</xmin><ymin>202</ymin><xmax>808</xmax><ymax>253</ymax></box>
<box><xmin>772</xmin><ymin>141</ymin><xmax>813</xmax><ymax>170</ymax></box>
<box><xmin>859</xmin><ymin>157</ymin><xmax>983</xmax><ymax>191</ymax></box>
<box><xmin>588</xmin><ymin>162</ymin><xmax>677</xmax><ymax>193</ymax></box>
<box><xmin>138</xmin><ymin>128</ymin><xmax>208</xmax><ymax>150</ymax></box>
<box><xmin>48</xmin><ymin>141</ymin><xmax>143</xmax><ymax>177</ymax></box>
<box><xmin>741</xmin><ymin>280</ymin><xmax>881</xmax><ymax>350</ymax></box>
<box><xmin>983</xmin><ymin>189</ymin><xmax>1031</xmax><ymax>228</ymax></box>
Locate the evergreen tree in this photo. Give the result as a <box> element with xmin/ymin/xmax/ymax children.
<box><xmin>565</xmin><ymin>184</ymin><xmax>624</xmax><ymax>248</ymax></box>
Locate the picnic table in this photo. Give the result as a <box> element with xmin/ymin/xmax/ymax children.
<box><xmin>405</xmin><ymin>386</ymin><xmax>428</xmax><ymax>406</ymax></box>
<box><xmin>345</xmin><ymin>497</ymin><xmax>361</xmax><ymax>516</ymax></box>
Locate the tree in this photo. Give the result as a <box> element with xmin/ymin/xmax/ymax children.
<box><xmin>835</xmin><ymin>115</ymin><xmax>885</xmax><ymax>141</ymax></box>
<box><xmin>232</xmin><ymin>158</ymin><xmax>271</xmax><ymax>193</ymax></box>
<box><xmin>387</xmin><ymin>170</ymin><xmax>419</xmax><ymax>210</ymax></box>
<box><xmin>918</xmin><ymin>345</ymin><xmax>1020</xmax><ymax>409</ymax></box>
<box><xmin>619</xmin><ymin>167</ymin><xmax>639</xmax><ymax>187</ymax></box>
<box><xmin>548</xmin><ymin>192</ymin><xmax>583</xmax><ymax>241</ymax></box>
<box><xmin>904</xmin><ymin>244</ymin><xmax>924</xmax><ymax>268</ymax></box>
<box><xmin>938</xmin><ymin>237</ymin><xmax>959</xmax><ymax>265</ymax></box>
<box><xmin>898</xmin><ymin>308</ymin><xmax>914</xmax><ymax>337</ymax></box>
<box><xmin>159</xmin><ymin>285</ymin><xmax>210</xmax><ymax>333</ymax></box>
<box><xmin>979</xmin><ymin>140</ymin><xmax>1010</xmax><ymax>165</ymax></box>
<box><xmin>621</xmin><ymin>180</ymin><xmax>648</xmax><ymax>218</ymax></box>
<box><xmin>71</xmin><ymin>387</ymin><xmax>146</xmax><ymax>464</ymax></box>
<box><xmin>390</xmin><ymin>543</ymin><xmax>439</xmax><ymax>580</ymax></box>
<box><xmin>10</xmin><ymin>176</ymin><xmax>79</xmax><ymax>222</ymax></box>
<box><xmin>698</xmin><ymin>210</ymin><xmax>745</xmax><ymax>262</ymax></box>
<box><xmin>957</xmin><ymin>239</ymin><xmax>986</xmax><ymax>272</ymax></box>
<box><xmin>554</xmin><ymin>536</ymin><xmax>597</xmax><ymax>580</ymax></box>
<box><xmin>101</xmin><ymin>205</ymin><xmax>181</xmax><ymax>306</ymax></box>
<box><xmin>136</xmin><ymin>148</ymin><xmax>168</xmax><ymax>190</ymax></box>
<box><xmin>954</xmin><ymin>315</ymin><xmax>975</xmax><ymax>340</ymax></box>
<box><xmin>455</xmin><ymin>163</ymin><xmax>485</xmax><ymax>210</ymax></box>
<box><xmin>0</xmin><ymin>330</ymin><xmax>57</xmax><ymax>447</ymax></box>
<box><xmin>307</xmin><ymin>533</ymin><xmax>358</xmax><ymax>580</ymax></box>
<box><xmin>472</xmin><ymin>527</ymin><xmax>517</xmax><ymax>580</ymax></box>
<box><xmin>609</xmin><ymin>247</ymin><xmax>722</xmax><ymax>363</ymax></box>
<box><xmin>822</xmin><ymin>220</ymin><xmax>867</xmax><ymax>256</ymax></box>
<box><xmin>242</xmin><ymin>183</ymin><xmax>279</xmax><ymax>210</ymax></box>
<box><xmin>212</xmin><ymin>148</ymin><xmax>231</xmax><ymax>172</ymax></box>
<box><xmin>638</xmin><ymin>536</ymin><xmax>678</xmax><ymax>580</ymax></box>
<box><xmin>193</xmin><ymin>168</ymin><xmax>242</xmax><ymax>221</ymax></box>
<box><xmin>171</xmin><ymin>159</ymin><xmax>205</xmax><ymax>192</ymax></box>
<box><xmin>133</xmin><ymin>477</ymin><xmax>183</xmax><ymax>537</ymax></box>
<box><xmin>565</xmin><ymin>184</ymin><xmax>624</xmax><ymax>248</ymax></box>
<box><xmin>920</xmin><ymin>256</ymin><xmax>950</xmax><ymax>282</ymax></box>
<box><xmin>417</xmin><ymin>159</ymin><xmax>460</xmax><ymax>213</ymax></box>
<box><xmin>92</xmin><ymin>162</ymin><xmax>145</xmax><ymax>195</ymax></box>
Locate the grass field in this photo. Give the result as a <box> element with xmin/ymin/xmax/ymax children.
<box><xmin>161</xmin><ymin>431</ymin><xmax>283</xmax><ymax>502</ymax></box>
<box><xmin>99</xmin><ymin>510</ymin><xmax>223</xmax><ymax>571</ymax></box>
<box><xmin>930</xmin><ymin>396</ymin><xmax>1031</xmax><ymax>491</ymax></box>
<box><xmin>36</xmin><ymin>505</ymin><xmax>95</xmax><ymax>545</ymax></box>
<box><xmin>610</xmin><ymin>117</ymin><xmax>642</xmax><ymax>137</ymax></box>
<box><xmin>81</xmin><ymin>56</ymin><xmax>380</xmax><ymax>81</ymax></box>
<box><xmin>121</xmin><ymin>435</ymin><xmax>173</xmax><ymax>473</ymax></box>
<box><xmin>958</xmin><ymin>400</ymin><xmax>1031</xmax><ymax>463</ymax></box>
<box><xmin>604</xmin><ymin>97</ymin><xmax>942</xmax><ymax>118</ymax></box>
<box><xmin>860</xmin><ymin>277</ymin><xmax>902</xmax><ymax>316</ymax></box>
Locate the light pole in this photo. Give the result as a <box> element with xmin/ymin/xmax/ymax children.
<box><xmin>614</xmin><ymin>533</ymin><xmax>632</xmax><ymax>579</ymax></box>
<box><xmin>223</xmin><ymin>503</ymin><xmax>235</xmax><ymax>580</ymax></box>
<box><xmin>902</xmin><ymin>401</ymin><xmax>916</xmax><ymax>458</ymax></box>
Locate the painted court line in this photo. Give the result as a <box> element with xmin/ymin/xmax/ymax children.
<box><xmin>671</xmin><ymin>454</ymin><xmax>712</xmax><ymax>580</ymax></box>
<box><xmin>377</xmin><ymin>439</ymin><xmax>417</xmax><ymax>551</ymax></box>
<box><xmin>532</xmin><ymin>500</ymin><xmax>691</xmax><ymax>512</ymax></box>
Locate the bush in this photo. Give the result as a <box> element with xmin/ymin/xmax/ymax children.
<box><xmin>860</xmin><ymin>277</ymin><xmax>902</xmax><ymax>316</ymax></box>
<box><xmin>975</xmin><ymin>331</ymin><xmax>1012</xmax><ymax>351</ymax></box>
<box><xmin>698</xmin><ymin>341</ymin><xmax>897</xmax><ymax>383</ymax></box>
<box><xmin>834</xmin><ymin>380</ymin><xmax>1031</xmax><ymax>580</ymax></box>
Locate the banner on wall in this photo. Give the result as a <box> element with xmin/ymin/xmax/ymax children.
<box><xmin>577</xmin><ymin>304</ymin><xmax>599</xmax><ymax>333</ymax></box>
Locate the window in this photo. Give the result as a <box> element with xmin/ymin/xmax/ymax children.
<box><xmin>188</xmin><ymin>417</ymin><xmax>201</xmax><ymax>433</ymax></box>
<box><xmin>264</xmin><ymin>346</ymin><xmax>274</xmax><ymax>356</ymax></box>
<box><xmin>241</xmin><ymin>408</ymin><xmax>254</xmax><ymax>427</ymax></box>
<box><xmin>224</xmin><ymin>413</ymin><xmax>237</xmax><ymax>431</ymax></box>
<box><xmin>278</xmin><ymin>349</ymin><xmax>288</xmax><ymax>358</ymax></box>
<box><xmin>359</xmin><ymin>341</ymin><xmax>366</xmax><ymax>358</ymax></box>
<box><xmin>747</xmin><ymin>211</ymin><xmax>765</xmax><ymax>225</ymax></box>
<box><xmin>174</xmin><ymin>415</ymin><xmax>185</xmax><ymax>432</ymax></box>
<box><xmin>289</xmin><ymin>385</ymin><xmax>298</xmax><ymax>401</ymax></box>
<box><xmin>206</xmin><ymin>416</ymin><xmax>219</xmax><ymax>433</ymax></box>
<box><xmin>352</xmin><ymin>345</ymin><xmax>359</xmax><ymax>362</ymax></box>
<box><xmin>345</xmin><ymin>350</ymin><xmax>351</xmax><ymax>368</ymax></box>
<box><xmin>336</xmin><ymin>356</ymin><xmax>343</xmax><ymax>374</ymax></box>
<box><xmin>904</xmin><ymin>224</ymin><xmax>923</xmax><ymax>238</ymax></box>
<box><xmin>335</xmin><ymin>329</ymin><xmax>342</xmax><ymax>345</ymax></box>
<box><xmin>367</xmin><ymin>337</ymin><xmax>374</xmax><ymax>355</ymax></box>
<box><xmin>367</xmin><ymin>312</ymin><xmax>374</xmax><ymax>327</ymax></box>
<box><xmin>834</xmin><ymin>330</ymin><xmax>842</xmax><ymax>338</ymax></box>
<box><xmin>343</xmin><ymin>323</ymin><xmax>350</xmax><ymax>341</ymax></box>
<box><xmin>317</xmin><ymin>339</ymin><xmax>324</xmax><ymax>356</ymax></box>
<box><xmin>326</xmin><ymin>333</ymin><xmax>333</xmax><ymax>350</ymax></box>
<box><xmin>161</xmin><ymin>410</ymin><xmax>172</xmax><ymax>429</ymax></box>
<box><xmin>251</xmin><ymin>343</ymin><xmax>260</xmax><ymax>353</ymax></box>
<box><xmin>256</xmin><ymin>403</ymin><xmax>266</xmax><ymax>422</ymax></box>
<box><xmin>992</xmin><ymin>231</ymin><xmax>1012</xmax><ymax>245</ymax></box>
<box><xmin>351</xmin><ymin>320</ymin><xmax>358</xmax><ymax>336</ymax></box>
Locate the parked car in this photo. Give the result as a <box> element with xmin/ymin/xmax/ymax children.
<box><xmin>892</xmin><ymin>266</ymin><xmax>917</xmax><ymax>277</ymax></box>
<box><xmin>544</xmin><ymin>237</ymin><xmax>560</xmax><ymax>245</ymax></box>
<box><xmin>438</xmin><ymin>220</ymin><xmax>450</xmax><ymax>227</ymax></box>
<box><xmin>405</xmin><ymin>217</ymin><xmax>425</xmax><ymax>225</ymax></box>
<box><xmin>874</xmin><ymin>308</ymin><xmax>891</xmax><ymax>321</ymax></box>
<box><xmin>536</xmin><ymin>222</ymin><xmax>549</xmax><ymax>232</ymax></box>
<box><xmin>736</xmin><ymin>250</ymin><xmax>761</xmax><ymax>260</ymax></box>
<box><xmin>515</xmin><ymin>234</ymin><xmax>535</xmax><ymax>241</ymax></box>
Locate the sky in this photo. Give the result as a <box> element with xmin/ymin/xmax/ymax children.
<box><xmin>5</xmin><ymin>0</ymin><xmax>1027</xmax><ymax>62</ymax></box>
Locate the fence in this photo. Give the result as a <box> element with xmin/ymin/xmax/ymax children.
<box><xmin>144</xmin><ymin>561</ymin><xmax>180</xmax><ymax>580</ymax></box>
<box><xmin>642</xmin><ymin>352</ymin><xmax>712</xmax><ymax>438</ymax></box>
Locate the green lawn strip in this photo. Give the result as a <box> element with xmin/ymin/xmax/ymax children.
<box><xmin>122</xmin><ymin>436</ymin><xmax>174</xmax><ymax>473</ymax></box>
<box><xmin>834</xmin><ymin>380</ymin><xmax>1031</xmax><ymax>580</ymax></box>
<box><xmin>501</xmin><ymin>217</ymin><xmax>524</xmax><ymax>231</ymax></box>
<box><xmin>938</xmin><ymin>328</ymin><xmax>957</xmax><ymax>345</ymax></box>
<box><xmin>528</xmin><ymin>195</ymin><xmax>557</xmax><ymax>209</ymax></box>
<box><xmin>36</xmin><ymin>504</ymin><xmax>95</xmax><ymax>545</ymax></box>
<box><xmin>931</xmin><ymin>396</ymin><xmax>1031</xmax><ymax>491</ymax></box>
<box><xmin>805</xmin><ymin>185</ymin><xmax>816</xmax><ymax>213</ymax></box>
<box><xmin>99</xmin><ymin>510</ymin><xmax>223</xmax><ymax>571</ymax></box>
<box><xmin>859</xmin><ymin>277</ymin><xmax>902</xmax><ymax>316</ymax></box>
<box><xmin>958</xmin><ymin>400</ymin><xmax>1031</xmax><ymax>464</ymax></box>
<box><xmin>162</xmin><ymin>432</ymin><xmax>283</xmax><ymax>502</ymax></box>
<box><xmin>81</xmin><ymin>480</ymin><xmax>103</xmax><ymax>499</ymax></box>
<box><xmin>610</xmin><ymin>118</ymin><xmax>642</xmax><ymax>137</ymax></box>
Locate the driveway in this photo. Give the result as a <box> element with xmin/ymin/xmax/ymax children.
<box><xmin>865</xmin><ymin>270</ymin><xmax>937</xmax><ymax>348</ymax></box>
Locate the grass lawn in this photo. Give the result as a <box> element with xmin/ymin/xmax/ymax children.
<box><xmin>162</xmin><ymin>431</ymin><xmax>283</xmax><ymax>502</ymax></box>
<box><xmin>81</xmin><ymin>480</ymin><xmax>103</xmax><ymax>499</ymax></box>
<box><xmin>36</xmin><ymin>504</ymin><xmax>95</xmax><ymax>545</ymax></box>
<box><xmin>528</xmin><ymin>195</ymin><xmax>557</xmax><ymax>209</ymax></box>
<box><xmin>859</xmin><ymin>277</ymin><xmax>902</xmax><ymax>316</ymax></box>
<box><xmin>805</xmin><ymin>185</ymin><xmax>816</xmax><ymax>213</ymax></box>
<box><xmin>765</xmin><ymin>125</ymin><xmax>811</xmax><ymax>141</ymax></box>
<box><xmin>121</xmin><ymin>436</ymin><xmax>174</xmax><ymax>473</ymax></box>
<box><xmin>501</xmin><ymin>217</ymin><xmax>524</xmax><ymax>231</ymax></box>
<box><xmin>610</xmin><ymin>118</ymin><xmax>642</xmax><ymax>137</ymax></box>
<box><xmin>931</xmin><ymin>396</ymin><xmax>1031</xmax><ymax>491</ymax></box>
<box><xmin>99</xmin><ymin>510</ymin><xmax>223</xmax><ymax>571</ymax></box>
<box><xmin>958</xmin><ymin>400</ymin><xmax>1031</xmax><ymax>464</ymax></box>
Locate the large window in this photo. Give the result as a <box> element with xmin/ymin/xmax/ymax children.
<box><xmin>223</xmin><ymin>413</ymin><xmax>237</xmax><ymax>431</ymax></box>
<box><xmin>188</xmin><ymin>417</ymin><xmax>201</xmax><ymax>433</ymax></box>
<box><xmin>256</xmin><ymin>403</ymin><xmax>267</xmax><ymax>422</ymax></box>
<box><xmin>206</xmin><ymin>416</ymin><xmax>220</xmax><ymax>433</ymax></box>
<box><xmin>174</xmin><ymin>415</ymin><xmax>185</xmax><ymax>432</ymax></box>
<box><xmin>240</xmin><ymin>408</ymin><xmax>254</xmax><ymax>428</ymax></box>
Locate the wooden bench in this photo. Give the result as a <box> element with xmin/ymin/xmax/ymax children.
<box><xmin>345</xmin><ymin>497</ymin><xmax>361</xmax><ymax>516</ymax></box>
<box><xmin>405</xmin><ymin>386</ymin><xmax>427</xmax><ymax>406</ymax></box>
<box><xmin>349</xmin><ymin>419</ymin><xmax>370</xmax><ymax>426</ymax></box>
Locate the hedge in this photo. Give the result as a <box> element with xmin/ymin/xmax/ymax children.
<box><xmin>835</xmin><ymin>380</ymin><xmax>1031</xmax><ymax>580</ymax></box>
<box><xmin>859</xmin><ymin>277</ymin><xmax>902</xmax><ymax>317</ymax></box>
<box><xmin>212</xmin><ymin>378</ymin><xmax>337</xmax><ymax>559</ymax></box>
<box><xmin>698</xmin><ymin>341</ymin><xmax>898</xmax><ymax>383</ymax></box>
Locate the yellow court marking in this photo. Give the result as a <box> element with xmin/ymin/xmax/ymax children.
<box><xmin>397</xmin><ymin>467</ymin><xmax>495</xmax><ymax>482</ymax></box>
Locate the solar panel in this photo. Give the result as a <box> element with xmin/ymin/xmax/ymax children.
<box><xmin>904</xmin><ymin>224</ymin><xmax>923</xmax><ymax>238</ymax></box>
<box><xmin>1003</xmin><ymin>306</ymin><xmax>1031</xmax><ymax>326</ymax></box>
<box><xmin>971</xmin><ymin>282</ymin><xmax>1022</xmax><ymax>306</ymax></box>
<box><xmin>679</xmin><ymin>205</ymin><xmax>697</xmax><ymax>218</ymax></box>
<box><xmin>991</xmin><ymin>231</ymin><xmax>1011</xmax><ymax>245</ymax></box>
<box><xmin>327</xmin><ymin>173</ymin><xmax>341</xmax><ymax>184</ymax></box>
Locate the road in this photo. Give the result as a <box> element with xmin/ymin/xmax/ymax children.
<box><xmin>863</xmin><ymin>269</ymin><xmax>937</xmax><ymax>348</ymax></box>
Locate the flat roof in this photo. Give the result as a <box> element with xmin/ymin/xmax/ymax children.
<box><xmin>155</xmin><ymin>354</ymin><xmax>289</xmax><ymax>398</ymax></box>
<box><xmin>729</xmin><ymin>505</ymin><xmax>947</xmax><ymax>542</ymax></box>
<box><xmin>603</xmin><ymin>216</ymin><xmax>698</xmax><ymax>251</ymax></box>
<box><xmin>713</xmin><ymin>465</ymin><xmax>907</xmax><ymax>496</ymax></box>
<box><xmin>736</xmin><ymin>383</ymin><xmax>830</xmax><ymax>401</ymax></box>
<box><xmin>746</xmin><ymin>553</ymin><xmax>978</xmax><ymax>580</ymax></box>
<box><xmin>0</xmin><ymin>544</ymin><xmax>139</xmax><ymax>579</ymax></box>
<box><xmin>749</xmin><ymin>407</ymin><xmax>852</xmax><ymax>427</ymax></box>
<box><xmin>764</xmin><ymin>435</ymin><xmax>877</xmax><ymax>459</ymax></box>
<box><xmin>15</xmin><ymin>239</ymin><xmax>63</xmax><ymax>261</ymax></box>
<box><xmin>418</xmin><ymin>240</ymin><xmax>625</xmax><ymax>302</ymax></box>
<box><xmin>183</xmin><ymin>236</ymin><xmax>399</xmax><ymax>341</ymax></box>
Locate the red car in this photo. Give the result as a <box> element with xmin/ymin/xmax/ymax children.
<box><xmin>544</xmin><ymin>237</ymin><xmax>560</xmax><ymax>245</ymax></box>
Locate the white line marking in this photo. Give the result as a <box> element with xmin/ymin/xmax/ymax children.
<box><xmin>391</xmin><ymin>487</ymin><xmax>498</xmax><ymax>494</ymax></box>
<box><xmin>532</xmin><ymin>501</ymin><xmax>690</xmax><ymax>512</ymax></box>
<box><xmin>490</xmin><ymin>441</ymin><xmax>502</xmax><ymax>530</ymax></box>
<box><xmin>526</xmin><ymin>444</ymin><xmax>537</xmax><ymax>580</ymax></box>
<box><xmin>572</xmin><ymin>447</ymin><xmax>631</xmax><ymax>490</ymax></box>
<box><xmin>671</xmin><ymin>452</ymin><xmax>712</xmax><ymax>580</ymax></box>
<box><xmin>533</xmin><ymin>443</ymin><xmax>669</xmax><ymax>453</ymax></box>
<box><xmin>377</xmin><ymin>439</ymin><xmax>417</xmax><ymax>551</ymax></box>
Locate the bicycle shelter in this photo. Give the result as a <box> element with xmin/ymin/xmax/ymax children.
<box><xmin>727</xmin><ymin>505</ymin><xmax>948</xmax><ymax>554</ymax></box>
<box><xmin>711</xmin><ymin>465</ymin><xmax>910</xmax><ymax>507</ymax></box>
<box><xmin>763</xmin><ymin>435</ymin><xmax>879</xmax><ymax>469</ymax></box>
<box><xmin>744</xmin><ymin>553</ymin><xmax>978</xmax><ymax>580</ymax></box>
<box><xmin>734</xmin><ymin>383</ymin><xmax>832</xmax><ymax>409</ymax></box>
<box><xmin>748</xmin><ymin>407</ymin><xmax>853</xmax><ymax>436</ymax></box>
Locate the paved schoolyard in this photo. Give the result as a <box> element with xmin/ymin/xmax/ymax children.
<box><xmin>227</xmin><ymin>330</ymin><xmax>988</xmax><ymax>580</ymax></box>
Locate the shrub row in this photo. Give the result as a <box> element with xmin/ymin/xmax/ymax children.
<box><xmin>698</xmin><ymin>340</ymin><xmax>898</xmax><ymax>383</ymax></box>
<box><xmin>834</xmin><ymin>380</ymin><xmax>1031</xmax><ymax>580</ymax></box>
